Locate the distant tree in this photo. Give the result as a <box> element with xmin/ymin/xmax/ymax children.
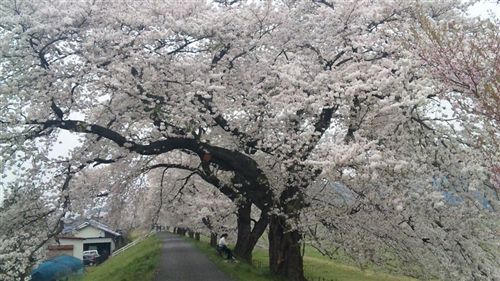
<box><xmin>0</xmin><ymin>166</ymin><xmax>72</xmax><ymax>281</ymax></box>
<box><xmin>410</xmin><ymin>11</ymin><xmax>499</xmax><ymax>123</ymax></box>
<box><xmin>404</xmin><ymin>8</ymin><xmax>499</xmax><ymax>191</ymax></box>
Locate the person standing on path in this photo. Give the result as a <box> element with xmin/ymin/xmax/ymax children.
<box><xmin>218</xmin><ymin>234</ymin><xmax>235</xmax><ymax>261</ymax></box>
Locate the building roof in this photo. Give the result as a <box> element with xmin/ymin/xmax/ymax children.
<box><xmin>58</xmin><ymin>236</ymin><xmax>85</xmax><ymax>240</ymax></box>
<box><xmin>48</xmin><ymin>245</ymin><xmax>74</xmax><ymax>250</ymax></box>
<box><xmin>76</xmin><ymin>220</ymin><xmax>121</xmax><ymax>237</ymax></box>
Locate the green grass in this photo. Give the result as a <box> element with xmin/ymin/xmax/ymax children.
<box><xmin>300</xmin><ymin>246</ymin><xmax>419</xmax><ymax>281</ymax></box>
<box><xmin>72</xmin><ymin>232</ymin><xmax>421</xmax><ymax>281</ymax></box>
<box><xmin>74</xmin><ymin>235</ymin><xmax>161</xmax><ymax>281</ymax></box>
<box><xmin>302</xmin><ymin>256</ymin><xmax>418</xmax><ymax>281</ymax></box>
<box><xmin>189</xmin><ymin>237</ymin><xmax>284</xmax><ymax>281</ymax></box>
<box><xmin>127</xmin><ymin>229</ymin><xmax>148</xmax><ymax>242</ymax></box>
<box><xmin>189</xmin><ymin>235</ymin><xmax>420</xmax><ymax>281</ymax></box>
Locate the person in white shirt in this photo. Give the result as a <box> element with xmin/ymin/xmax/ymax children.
<box><xmin>218</xmin><ymin>233</ymin><xmax>234</xmax><ymax>260</ymax></box>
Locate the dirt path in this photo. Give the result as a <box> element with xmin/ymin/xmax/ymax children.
<box><xmin>153</xmin><ymin>232</ymin><xmax>234</xmax><ymax>281</ymax></box>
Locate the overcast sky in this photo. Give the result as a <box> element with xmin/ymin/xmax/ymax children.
<box><xmin>468</xmin><ymin>0</ymin><xmax>500</xmax><ymax>18</ymax></box>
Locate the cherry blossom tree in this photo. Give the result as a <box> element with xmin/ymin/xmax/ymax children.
<box><xmin>408</xmin><ymin>9</ymin><xmax>499</xmax><ymax>123</ymax></box>
<box><xmin>1</xmin><ymin>0</ymin><xmax>498</xmax><ymax>280</ymax></box>
<box><xmin>403</xmin><ymin>8</ymin><xmax>499</xmax><ymax>191</ymax></box>
<box><xmin>68</xmin><ymin>149</ymin><xmax>269</xmax><ymax>262</ymax></box>
<box><xmin>0</xmin><ymin>165</ymin><xmax>73</xmax><ymax>281</ymax></box>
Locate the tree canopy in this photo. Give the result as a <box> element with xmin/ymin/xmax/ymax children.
<box><xmin>0</xmin><ymin>1</ymin><xmax>498</xmax><ymax>281</ymax></box>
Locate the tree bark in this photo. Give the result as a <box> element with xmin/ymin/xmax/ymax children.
<box><xmin>177</xmin><ymin>227</ymin><xmax>187</xmax><ymax>236</ymax></box>
<box><xmin>195</xmin><ymin>232</ymin><xmax>200</xmax><ymax>241</ymax></box>
<box><xmin>202</xmin><ymin>216</ymin><xmax>218</xmax><ymax>247</ymax></box>
<box><xmin>234</xmin><ymin>202</ymin><xmax>269</xmax><ymax>263</ymax></box>
<box><xmin>268</xmin><ymin>181</ymin><xmax>307</xmax><ymax>281</ymax></box>
<box><xmin>234</xmin><ymin>202</ymin><xmax>252</xmax><ymax>261</ymax></box>
<box><xmin>210</xmin><ymin>233</ymin><xmax>218</xmax><ymax>247</ymax></box>
<box><xmin>268</xmin><ymin>215</ymin><xmax>306</xmax><ymax>281</ymax></box>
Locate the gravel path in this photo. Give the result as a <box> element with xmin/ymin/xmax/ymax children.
<box><xmin>153</xmin><ymin>232</ymin><xmax>234</xmax><ymax>281</ymax></box>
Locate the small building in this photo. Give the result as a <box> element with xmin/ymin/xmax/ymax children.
<box><xmin>50</xmin><ymin>220</ymin><xmax>123</xmax><ymax>261</ymax></box>
<box><xmin>47</xmin><ymin>238</ymin><xmax>84</xmax><ymax>259</ymax></box>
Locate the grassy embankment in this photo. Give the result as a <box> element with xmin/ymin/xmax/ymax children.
<box><xmin>189</xmin><ymin>235</ymin><xmax>419</xmax><ymax>281</ymax></box>
<box><xmin>74</xmin><ymin>235</ymin><xmax>161</xmax><ymax>281</ymax></box>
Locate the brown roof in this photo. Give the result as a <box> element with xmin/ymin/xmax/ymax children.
<box><xmin>58</xmin><ymin>236</ymin><xmax>85</xmax><ymax>240</ymax></box>
<box><xmin>48</xmin><ymin>245</ymin><xmax>74</xmax><ymax>250</ymax></box>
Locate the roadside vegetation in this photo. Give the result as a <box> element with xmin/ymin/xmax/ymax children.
<box><xmin>189</xmin><ymin>235</ymin><xmax>419</xmax><ymax>281</ymax></box>
<box><xmin>74</xmin><ymin>235</ymin><xmax>161</xmax><ymax>281</ymax></box>
<box><xmin>189</xmin><ymin>237</ymin><xmax>280</xmax><ymax>281</ymax></box>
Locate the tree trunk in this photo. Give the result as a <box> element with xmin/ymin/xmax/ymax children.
<box><xmin>188</xmin><ymin>230</ymin><xmax>194</xmax><ymax>238</ymax></box>
<box><xmin>195</xmin><ymin>232</ymin><xmax>200</xmax><ymax>241</ymax></box>
<box><xmin>234</xmin><ymin>202</ymin><xmax>252</xmax><ymax>260</ymax></box>
<box><xmin>177</xmin><ymin>227</ymin><xmax>187</xmax><ymax>236</ymax></box>
<box><xmin>234</xmin><ymin>202</ymin><xmax>269</xmax><ymax>263</ymax></box>
<box><xmin>268</xmin><ymin>215</ymin><xmax>306</xmax><ymax>281</ymax></box>
<box><xmin>202</xmin><ymin>216</ymin><xmax>218</xmax><ymax>247</ymax></box>
<box><xmin>210</xmin><ymin>233</ymin><xmax>218</xmax><ymax>247</ymax></box>
<box><xmin>268</xmin><ymin>181</ymin><xmax>307</xmax><ymax>281</ymax></box>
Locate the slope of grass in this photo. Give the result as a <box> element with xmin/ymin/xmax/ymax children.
<box><xmin>75</xmin><ymin>235</ymin><xmax>161</xmax><ymax>281</ymax></box>
<box><xmin>303</xmin><ymin>256</ymin><xmax>417</xmax><ymax>281</ymax></box>
<box><xmin>300</xmin><ymin>246</ymin><xmax>419</xmax><ymax>281</ymax></box>
<box><xmin>190</xmin><ymin>235</ymin><xmax>419</xmax><ymax>281</ymax></box>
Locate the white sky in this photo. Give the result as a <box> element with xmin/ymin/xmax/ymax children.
<box><xmin>468</xmin><ymin>0</ymin><xmax>500</xmax><ymax>19</ymax></box>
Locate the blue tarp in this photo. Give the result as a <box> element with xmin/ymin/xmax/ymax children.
<box><xmin>31</xmin><ymin>255</ymin><xmax>83</xmax><ymax>281</ymax></box>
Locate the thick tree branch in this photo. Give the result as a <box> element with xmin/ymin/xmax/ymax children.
<box><xmin>144</xmin><ymin>161</ymin><xmax>270</xmax><ymax>213</ymax></box>
<box><xmin>299</xmin><ymin>106</ymin><xmax>338</xmax><ymax>160</ymax></box>
<box><xmin>194</xmin><ymin>94</ymin><xmax>273</xmax><ymax>155</ymax></box>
